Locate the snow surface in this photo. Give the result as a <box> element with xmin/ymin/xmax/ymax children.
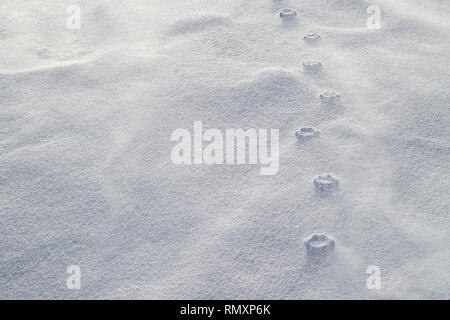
<box><xmin>0</xmin><ymin>0</ymin><xmax>449</xmax><ymax>299</ymax></box>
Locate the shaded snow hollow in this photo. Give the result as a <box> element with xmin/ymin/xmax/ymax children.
<box><xmin>0</xmin><ymin>0</ymin><xmax>449</xmax><ymax>299</ymax></box>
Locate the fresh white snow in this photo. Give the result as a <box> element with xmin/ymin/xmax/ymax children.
<box><xmin>0</xmin><ymin>0</ymin><xmax>449</xmax><ymax>299</ymax></box>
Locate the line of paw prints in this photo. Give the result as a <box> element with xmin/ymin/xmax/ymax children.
<box><xmin>279</xmin><ymin>7</ymin><xmax>344</xmax><ymax>259</ymax></box>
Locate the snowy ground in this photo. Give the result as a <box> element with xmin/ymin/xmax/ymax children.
<box><xmin>0</xmin><ymin>0</ymin><xmax>449</xmax><ymax>299</ymax></box>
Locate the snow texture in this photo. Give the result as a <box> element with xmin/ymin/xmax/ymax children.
<box><xmin>0</xmin><ymin>0</ymin><xmax>449</xmax><ymax>299</ymax></box>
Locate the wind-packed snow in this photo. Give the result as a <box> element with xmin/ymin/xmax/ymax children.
<box><xmin>0</xmin><ymin>0</ymin><xmax>449</xmax><ymax>299</ymax></box>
